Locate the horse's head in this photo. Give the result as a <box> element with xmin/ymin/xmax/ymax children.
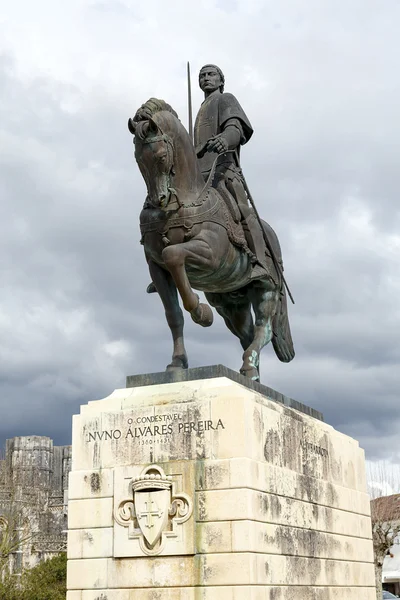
<box><xmin>129</xmin><ymin>116</ymin><xmax>176</xmax><ymax>209</ymax></box>
<box><xmin>129</xmin><ymin>102</ymin><xmax>205</xmax><ymax>208</ymax></box>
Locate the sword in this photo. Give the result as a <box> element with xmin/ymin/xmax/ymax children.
<box><xmin>187</xmin><ymin>61</ymin><xmax>193</xmax><ymax>143</ymax></box>
<box><xmin>229</xmin><ymin>152</ymin><xmax>295</xmax><ymax>304</ymax></box>
<box><xmin>241</xmin><ymin>171</ymin><xmax>295</xmax><ymax>304</ymax></box>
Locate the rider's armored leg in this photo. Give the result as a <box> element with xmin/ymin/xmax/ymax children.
<box><xmin>226</xmin><ymin>176</ymin><xmax>270</xmax><ymax>278</ymax></box>
<box><xmin>241</xmin><ymin>211</ymin><xmax>265</xmax><ymax>260</ymax></box>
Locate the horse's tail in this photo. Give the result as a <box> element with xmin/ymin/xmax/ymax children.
<box><xmin>272</xmin><ymin>286</ymin><xmax>295</xmax><ymax>363</ymax></box>
<box><xmin>259</xmin><ymin>219</ymin><xmax>295</xmax><ymax>362</ymax></box>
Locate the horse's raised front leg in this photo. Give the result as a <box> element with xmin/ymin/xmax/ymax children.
<box><xmin>162</xmin><ymin>240</ymin><xmax>214</xmax><ymax>328</ymax></box>
<box><xmin>240</xmin><ymin>287</ymin><xmax>279</xmax><ymax>381</ymax></box>
<box><xmin>148</xmin><ymin>259</ymin><xmax>188</xmax><ymax>370</ymax></box>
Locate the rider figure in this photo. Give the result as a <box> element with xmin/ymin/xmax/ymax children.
<box><xmin>141</xmin><ymin>65</ymin><xmax>270</xmax><ymax>293</ymax></box>
<box><xmin>195</xmin><ymin>64</ymin><xmax>269</xmax><ymax>277</ymax></box>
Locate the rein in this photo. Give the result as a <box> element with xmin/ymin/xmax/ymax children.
<box><xmin>197</xmin><ymin>150</ymin><xmax>235</xmax><ymax>203</ymax></box>
<box><xmin>141</xmin><ymin>134</ymin><xmax>171</xmax><ymax>145</ymax></box>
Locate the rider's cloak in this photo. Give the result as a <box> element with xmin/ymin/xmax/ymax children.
<box><xmin>194</xmin><ymin>91</ymin><xmax>253</xmax><ymax>176</ymax></box>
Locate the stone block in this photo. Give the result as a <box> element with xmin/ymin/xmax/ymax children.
<box><xmin>66</xmin><ymin>592</ymin><xmax>82</xmax><ymax>600</ymax></box>
<box><xmin>196</xmin><ymin>521</ymin><xmax>232</xmax><ymax>553</ymax></box>
<box><xmin>195</xmin><ymin>488</ymin><xmax>372</xmax><ymax>538</ymax></box>
<box><xmin>263</xmin><ymin>588</ymin><xmax>376</xmax><ymax>600</ymax></box>
<box><xmin>196</xmin><ymin>520</ymin><xmax>373</xmax><ymax>562</ymax></box>
<box><xmin>75</xmin><ymin>587</ymin><xmax>378</xmax><ymax>600</ymax></box>
<box><xmin>195</xmin><ymin>457</ymin><xmax>371</xmax><ymax>515</ymax></box>
<box><xmin>107</xmin><ymin>556</ymin><xmax>195</xmax><ymax>588</ymax></box>
<box><xmin>125</xmin><ymin>366</ymin><xmax>323</xmax><ymax>421</ymax></box>
<box><xmin>68</xmin><ymin>469</ymin><xmax>114</xmax><ymax>500</ymax></box>
<box><xmin>68</xmin><ymin>498</ymin><xmax>113</xmax><ymax>529</ymax></box>
<box><xmin>67</xmin><ymin>370</ymin><xmax>375</xmax><ymax>598</ymax></box>
<box><xmin>82</xmin><ymin>592</ymin><xmax>131</xmax><ymax>600</ymax></box>
<box><xmin>127</xmin><ymin>590</ymin><xmax>195</xmax><ymax>600</ymax></box>
<box><xmin>65</xmin><ymin>553</ymin><xmax>376</xmax><ymax>589</ymax></box>
<box><xmin>83</xmin><ymin>590</ymin><xmax>195</xmax><ymax>600</ymax></box>
<box><xmin>67</xmin><ymin>528</ymin><xmax>113</xmax><ymax>559</ymax></box>
<box><xmin>67</xmin><ymin>558</ymin><xmax>108</xmax><ymax>590</ymax></box>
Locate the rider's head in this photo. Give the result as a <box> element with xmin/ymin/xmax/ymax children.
<box><xmin>199</xmin><ymin>65</ymin><xmax>225</xmax><ymax>94</ymax></box>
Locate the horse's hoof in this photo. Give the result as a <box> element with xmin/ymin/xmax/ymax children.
<box><xmin>240</xmin><ymin>367</ymin><xmax>260</xmax><ymax>382</ymax></box>
<box><xmin>191</xmin><ymin>303</ymin><xmax>213</xmax><ymax>327</ymax></box>
<box><xmin>166</xmin><ymin>355</ymin><xmax>188</xmax><ymax>371</ymax></box>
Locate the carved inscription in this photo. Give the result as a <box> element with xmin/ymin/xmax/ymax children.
<box><xmin>300</xmin><ymin>439</ymin><xmax>329</xmax><ymax>458</ymax></box>
<box><xmin>86</xmin><ymin>413</ymin><xmax>225</xmax><ymax>444</ymax></box>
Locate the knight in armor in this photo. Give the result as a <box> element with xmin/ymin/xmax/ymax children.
<box><xmin>194</xmin><ymin>64</ymin><xmax>269</xmax><ymax>278</ymax></box>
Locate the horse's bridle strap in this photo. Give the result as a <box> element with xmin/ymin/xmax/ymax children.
<box><xmin>141</xmin><ymin>134</ymin><xmax>172</xmax><ymax>145</ymax></box>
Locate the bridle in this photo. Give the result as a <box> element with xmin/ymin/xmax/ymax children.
<box><xmin>138</xmin><ymin>124</ymin><xmax>236</xmax><ymax>210</ymax></box>
<box><xmin>137</xmin><ymin>129</ymin><xmax>178</xmax><ymax>207</ymax></box>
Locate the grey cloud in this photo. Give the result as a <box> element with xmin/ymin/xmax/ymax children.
<box><xmin>0</xmin><ymin>1</ymin><xmax>399</xmax><ymax>462</ymax></box>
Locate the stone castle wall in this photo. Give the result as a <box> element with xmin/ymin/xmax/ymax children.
<box><xmin>0</xmin><ymin>435</ymin><xmax>71</xmax><ymax>573</ymax></box>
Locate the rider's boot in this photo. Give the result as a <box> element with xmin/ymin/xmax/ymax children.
<box><xmin>241</xmin><ymin>210</ymin><xmax>271</xmax><ymax>280</ymax></box>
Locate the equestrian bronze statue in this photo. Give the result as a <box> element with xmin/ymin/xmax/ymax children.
<box><xmin>128</xmin><ymin>65</ymin><xmax>294</xmax><ymax>381</ymax></box>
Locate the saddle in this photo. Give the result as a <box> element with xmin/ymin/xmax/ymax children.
<box><xmin>140</xmin><ymin>187</ymin><xmax>250</xmax><ymax>256</ymax></box>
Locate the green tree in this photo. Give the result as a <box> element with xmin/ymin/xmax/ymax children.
<box><xmin>19</xmin><ymin>553</ymin><xmax>67</xmax><ymax>600</ymax></box>
<box><xmin>0</xmin><ymin>570</ymin><xmax>18</xmax><ymax>600</ymax></box>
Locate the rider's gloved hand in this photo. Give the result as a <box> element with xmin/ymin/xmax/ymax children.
<box><xmin>206</xmin><ymin>134</ymin><xmax>229</xmax><ymax>154</ymax></box>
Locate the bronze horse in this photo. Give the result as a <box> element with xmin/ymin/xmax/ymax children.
<box><xmin>128</xmin><ymin>104</ymin><xmax>294</xmax><ymax>380</ymax></box>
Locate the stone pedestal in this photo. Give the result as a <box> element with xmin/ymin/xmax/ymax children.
<box><xmin>66</xmin><ymin>365</ymin><xmax>375</xmax><ymax>599</ymax></box>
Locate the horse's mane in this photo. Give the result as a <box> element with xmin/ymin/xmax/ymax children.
<box><xmin>132</xmin><ymin>98</ymin><xmax>180</xmax><ymax>141</ymax></box>
<box><xmin>134</xmin><ymin>98</ymin><xmax>179</xmax><ymax>122</ymax></box>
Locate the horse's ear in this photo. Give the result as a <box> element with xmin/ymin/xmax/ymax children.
<box><xmin>133</xmin><ymin>118</ymin><xmax>158</xmax><ymax>141</ymax></box>
<box><xmin>128</xmin><ymin>118</ymin><xmax>136</xmax><ymax>135</ymax></box>
<box><xmin>148</xmin><ymin>118</ymin><xmax>158</xmax><ymax>134</ymax></box>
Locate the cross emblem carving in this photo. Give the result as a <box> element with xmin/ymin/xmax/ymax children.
<box><xmin>137</xmin><ymin>497</ymin><xmax>162</xmax><ymax>529</ymax></box>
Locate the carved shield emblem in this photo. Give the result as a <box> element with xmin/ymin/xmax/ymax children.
<box><xmin>115</xmin><ymin>464</ymin><xmax>193</xmax><ymax>556</ymax></box>
<box><xmin>134</xmin><ymin>489</ymin><xmax>170</xmax><ymax>548</ymax></box>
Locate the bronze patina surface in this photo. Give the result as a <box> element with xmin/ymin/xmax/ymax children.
<box><xmin>128</xmin><ymin>66</ymin><xmax>294</xmax><ymax>381</ymax></box>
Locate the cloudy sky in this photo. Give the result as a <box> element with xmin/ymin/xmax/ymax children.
<box><xmin>0</xmin><ymin>0</ymin><xmax>399</xmax><ymax>464</ymax></box>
